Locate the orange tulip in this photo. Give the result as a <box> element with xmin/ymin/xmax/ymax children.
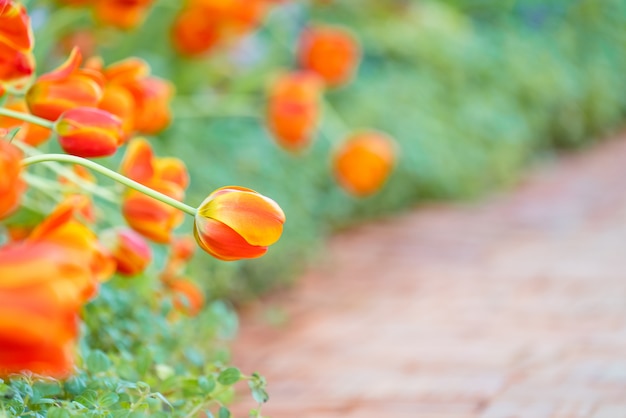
<box><xmin>332</xmin><ymin>131</ymin><xmax>396</xmax><ymax>197</ymax></box>
<box><xmin>194</xmin><ymin>186</ymin><xmax>285</xmax><ymax>261</ymax></box>
<box><xmin>54</xmin><ymin>107</ymin><xmax>124</xmax><ymax>157</ymax></box>
<box><xmin>97</xmin><ymin>57</ymin><xmax>173</xmax><ymax>136</ymax></box>
<box><xmin>0</xmin><ymin>98</ymin><xmax>52</xmax><ymax>146</ymax></box>
<box><xmin>102</xmin><ymin>227</ymin><xmax>152</xmax><ymax>276</ymax></box>
<box><xmin>298</xmin><ymin>25</ymin><xmax>361</xmax><ymax>88</ymax></box>
<box><xmin>92</xmin><ymin>0</ymin><xmax>155</xmax><ymax>30</ymax></box>
<box><xmin>0</xmin><ymin>1</ymin><xmax>35</xmax><ymax>87</ymax></box>
<box><xmin>266</xmin><ymin>71</ymin><xmax>323</xmax><ymax>152</ymax></box>
<box><xmin>120</xmin><ymin>138</ymin><xmax>188</xmax><ymax>243</ymax></box>
<box><xmin>167</xmin><ymin>278</ymin><xmax>205</xmax><ymax>317</ymax></box>
<box><xmin>161</xmin><ymin>235</ymin><xmax>196</xmax><ymax>282</ymax></box>
<box><xmin>26</xmin><ymin>48</ymin><xmax>104</xmax><ymax>121</ymax></box>
<box><xmin>0</xmin><ymin>140</ymin><xmax>25</xmax><ymax>220</ymax></box>
<box><xmin>171</xmin><ymin>0</ymin><xmax>270</xmax><ymax>56</ymax></box>
<box><xmin>122</xmin><ymin>184</ymin><xmax>184</xmax><ymax>244</ymax></box>
<box><xmin>0</xmin><ymin>285</ymin><xmax>79</xmax><ymax>378</ymax></box>
<box><xmin>0</xmin><ymin>197</ymin><xmax>112</xmax><ymax>378</ymax></box>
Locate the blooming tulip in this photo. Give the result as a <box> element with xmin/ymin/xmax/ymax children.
<box><xmin>0</xmin><ymin>1</ymin><xmax>35</xmax><ymax>87</ymax></box>
<box><xmin>194</xmin><ymin>186</ymin><xmax>285</xmax><ymax>261</ymax></box>
<box><xmin>26</xmin><ymin>48</ymin><xmax>104</xmax><ymax>120</ymax></box>
<box><xmin>298</xmin><ymin>25</ymin><xmax>361</xmax><ymax>88</ymax></box>
<box><xmin>95</xmin><ymin>57</ymin><xmax>173</xmax><ymax>136</ymax></box>
<box><xmin>266</xmin><ymin>71</ymin><xmax>323</xmax><ymax>152</ymax></box>
<box><xmin>0</xmin><ymin>140</ymin><xmax>25</xmax><ymax>219</ymax></box>
<box><xmin>54</xmin><ymin>107</ymin><xmax>124</xmax><ymax>157</ymax></box>
<box><xmin>332</xmin><ymin>131</ymin><xmax>396</xmax><ymax>197</ymax></box>
<box><xmin>102</xmin><ymin>228</ymin><xmax>152</xmax><ymax>276</ymax></box>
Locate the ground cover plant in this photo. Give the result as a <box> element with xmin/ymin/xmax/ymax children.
<box><xmin>1</xmin><ymin>0</ymin><xmax>626</xmax><ymax>416</ymax></box>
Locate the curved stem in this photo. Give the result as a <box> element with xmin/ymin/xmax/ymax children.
<box><xmin>21</xmin><ymin>154</ymin><xmax>197</xmax><ymax>217</ymax></box>
<box><xmin>0</xmin><ymin>107</ymin><xmax>55</xmax><ymax>129</ymax></box>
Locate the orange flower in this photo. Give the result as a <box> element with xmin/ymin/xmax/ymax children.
<box><xmin>0</xmin><ymin>197</ymin><xmax>112</xmax><ymax>378</ymax></box>
<box><xmin>194</xmin><ymin>186</ymin><xmax>285</xmax><ymax>261</ymax></box>
<box><xmin>102</xmin><ymin>227</ymin><xmax>152</xmax><ymax>276</ymax></box>
<box><xmin>298</xmin><ymin>25</ymin><xmax>361</xmax><ymax>88</ymax></box>
<box><xmin>161</xmin><ymin>235</ymin><xmax>196</xmax><ymax>282</ymax></box>
<box><xmin>171</xmin><ymin>0</ymin><xmax>270</xmax><ymax>56</ymax></box>
<box><xmin>332</xmin><ymin>131</ymin><xmax>397</xmax><ymax>197</ymax></box>
<box><xmin>0</xmin><ymin>98</ymin><xmax>52</xmax><ymax>146</ymax></box>
<box><xmin>0</xmin><ymin>140</ymin><xmax>25</xmax><ymax>220</ymax></box>
<box><xmin>266</xmin><ymin>71</ymin><xmax>323</xmax><ymax>152</ymax></box>
<box><xmin>54</xmin><ymin>107</ymin><xmax>124</xmax><ymax>157</ymax></box>
<box><xmin>167</xmin><ymin>278</ymin><xmax>205</xmax><ymax>317</ymax></box>
<box><xmin>96</xmin><ymin>57</ymin><xmax>173</xmax><ymax>136</ymax></box>
<box><xmin>26</xmin><ymin>48</ymin><xmax>104</xmax><ymax>121</ymax></box>
<box><xmin>119</xmin><ymin>138</ymin><xmax>188</xmax><ymax>243</ymax></box>
<box><xmin>92</xmin><ymin>0</ymin><xmax>155</xmax><ymax>30</ymax></box>
<box><xmin>23</xmin><ymin>196</ymin><xmax>115</xmax><ymax>299</ymax></box>
<box><xmin>0</xmin><ymin>285</ymin><xmax>79</xmax><ymax>378</ymax></box>
<box><xmin>0</xmin><ymin>1</ymin><xmax>35</xmax><ymax>87</ymax></box>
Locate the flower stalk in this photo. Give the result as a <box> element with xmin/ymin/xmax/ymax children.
<box><xmin>0</xmin><ymin>107</ymin><xmax>55</xmax><ymax>129</ymax></box>
<box><xmin>21</xmin><ymin>154</ymin><xmax>198</xmax><ymax>216</ymax></box>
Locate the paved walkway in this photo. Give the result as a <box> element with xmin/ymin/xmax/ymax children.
<box><xmin>231</xmin><ymin>134</ymin><xmax>626</xmax><ymax>418</ymax></box>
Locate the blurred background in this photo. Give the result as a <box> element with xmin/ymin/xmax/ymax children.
<box><xmin>27</xmin><ymin>0</ymin><xmax>626</xmax><ymax>301</ymax></box>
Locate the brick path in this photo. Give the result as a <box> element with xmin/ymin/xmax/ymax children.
<box><xmin>231</xmin><ymin>135</ymin><xmax>626</xmax><ymax>418</ymax></box>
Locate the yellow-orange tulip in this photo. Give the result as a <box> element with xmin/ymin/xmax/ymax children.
<box><xmin>54</xmin><ymin>107</ymin><xmax>124</xmax><ymax>157</ymax></box>
<box><xmin>26</xmin><ymin>48</ymin><xmax>104</xmax><ymax>121</ymax></box>
<box><xmin>194</xmin><ymin>186</ymin><xmax>285</xmax><ymax>261</ymax></box>
<box><xmin>0</xmin><ymin>140</ymin><xmax>25</xmax><ymax>219</ymax></box>
<box><xmin>332</xmin><ymin>131</ymin><xmax>396</xmax><ymax>197</ymax></box>
<box><xmin>298</xmin><ymin>25</ymin><xmax>361</xmax><ymax>88</ymax></box>
<box><xmin>266</xmin><ymin>71</ymin><xmax>323</xmax><ymax>152</ymax></box>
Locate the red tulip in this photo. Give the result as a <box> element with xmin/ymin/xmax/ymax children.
<box><xmin>54</xmin><ymin>107</ymin><xmax>124</xmax><ymax>157</ymax></box>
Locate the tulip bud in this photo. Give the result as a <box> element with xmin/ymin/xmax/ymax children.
<box><xmin>102</xmin><ymin>228</ymin><xmax>152</xmax><ymax>276</ymax></box>
<box><xmin>267</xmin><ymin>71</ymin><xmax>323</xmax><ymax>152</ymax></box>
<box><xmin>54</xmin><ymin>107</ymin><xmax>124</xmax><ymax>158</ymax></box>
<box><xmin>298</xmin><ymin>25</ymin><xmax>361</xmax><ymax>88</ymax></box>
<box><xmin>0</xmin><ymin>140</ymin><xmax>25</xmax><ymax>219</ymax></box>
<box><xmin>194</xmin><ymin>186</ymin><xmax>285</xmax><ymax>261</ymax></box>
<box><xmin>332</xmin><ymin>131</ymin><xmax>397</xmax><ymax>197</ymax></box>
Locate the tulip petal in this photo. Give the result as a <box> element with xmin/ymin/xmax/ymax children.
<box><xmin>194</xmin><ymin>217</ymin><xmax>267</xmax><ymax>261</ymax></box>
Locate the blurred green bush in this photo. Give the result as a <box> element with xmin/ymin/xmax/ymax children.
<box><xmin>34</xmin><ymin>0</ymin><xmax>626</xmax><ymax>299</ymax></box>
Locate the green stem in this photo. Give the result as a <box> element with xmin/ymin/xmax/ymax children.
<box><xmin>21</xmin><ymin>154</ymin><xmax>198</xmax><ymax>217</ymax></box>
<box><xmin>0</xmin><ymin>107</ymin><xmax>55</xmax><ymax>129</ymax></box>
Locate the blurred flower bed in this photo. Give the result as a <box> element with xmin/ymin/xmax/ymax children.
<box><xmin>0</xmin><ymin>0</ymin><xmax>625</xmax><ymax>416</ymax></box>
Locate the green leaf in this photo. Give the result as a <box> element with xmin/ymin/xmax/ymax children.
<box><xmin>250</xmin><ymin>387</ymin><xmax>269</xmax><ymax>404</ymax></box>
<box><xmin>217</xmin><ymin>368</ymin><xmax>241</xmax><ymax>386</ymax></box>
<box><xmin>198</xmin><ymin>376</ymin><xmax>216</xmax><ymax>395</ymax></box>
<box><xmin>47</xmin><ymin>407</ymin><xmax>71</xmax><ymax>418</ymax></box>
<box><xmin>86</xmin><ymin>350</ymin><xmax>111</xmax><ymax>373</ymax></box>
<box><xmin>98</xmin><ymin>392</ymin><xmax>120</xmax><ymax>408</ymax></box>
<box><xmin>218</xmin><ymin>406</ymin><xmax>231</xmax><ymax>418</ymax></box>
